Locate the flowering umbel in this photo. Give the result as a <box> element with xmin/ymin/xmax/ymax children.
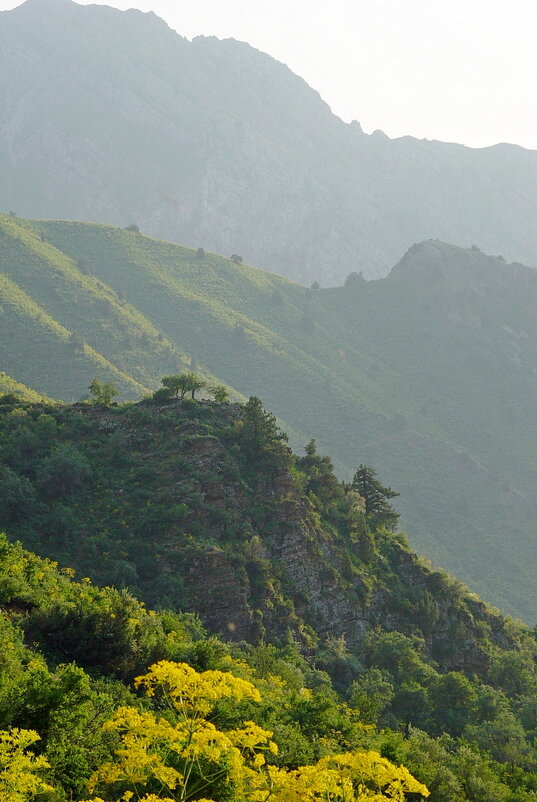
<box><xmin>84</xmin><ymin>660</ymin><xmax>428</xmax><ymax>802</ymax></box>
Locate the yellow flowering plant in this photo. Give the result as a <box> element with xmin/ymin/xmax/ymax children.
<box><xmin>0</xmin><ymin>728</ymin><xmax>53</xmax><ymax>802</ymax></box>
<box><xmin>84</xmin><ymin>660</ymin><xmax>428</xmax><ymax>802</ymax></box>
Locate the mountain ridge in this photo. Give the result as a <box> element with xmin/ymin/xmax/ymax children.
<box><xmin>0</xmin><ymin>392</ymin><xmax>519</xmax><ymax>661</ymax></box>
<box><xmin>2</xmin><ymin>0</ymin><xmax>537</xmax><ymax>285</ymax></box>
<box><xmin>3</xmin><ymin>211</ymin><xmax>537</xmax><ymax>620</ymax></box>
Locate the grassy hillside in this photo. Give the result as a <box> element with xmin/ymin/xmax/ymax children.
<box><xmin>0</xmin><ymin>370</ymin><xmax>50</xmax><ymax>401</ymax></box>
<box><xmin>0</xmin><ymin>213</ymin><xmax>239</xmax><ymax>401</ymax></box>
<box><xmin>3</xmin><ymin>214</ymin><xmax>537</xmax><ymax>620</ymax></box>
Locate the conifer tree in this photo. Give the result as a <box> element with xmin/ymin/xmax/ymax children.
<box><xmin>351</xmin><ymin>465</ymin><xmax>400</xmax><ymax>532</ymax></box>
<box><xmin>236</xmin><ymin>397</ymin><xmax>289</xmax><ymax>468</ymax></box>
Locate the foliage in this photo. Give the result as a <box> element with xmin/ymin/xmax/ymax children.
<box><xmin>208</xmin><ymin>385</ymin><xmax>230</xmax><ymax>403</ymax></box>
<box><xmin>351</xmin><ymin>466</ymin><xmax>400</xmax><ymax>532</ymax></box>
<box><xmin>344</xmin><ymin>271</ymin><xmax>365</xmax><ymax>287</ymax></box>
<box><xmin>152</xmin><ymin>387</ymin><xmax>174</xmax><ymax>402</ymax></box>
<box><xmin>234</xmin><ymin>396</ymin><xmax>290</xmax><ymax>470</ymax></box>
<box><xmin>38</xmin><ymin>443</ymin><xmax>93</xmax><ymax>497</ymax></box>
<box><xmin>1</xmin><ymin>396</ymin><xmax>537</xmax><ymax>799</ymax></box>
<box><xmin>349</xmin><ymin>669</ymin><xmax>394</xmax><ymax>726</ymax></box>
<box><xmin>0</xmin><ymin>530</ymin><xmax>531</xmax><ymax>799</ymax></box>
<box><xmin>90</xmin><ymin>380</ymin><xmax>119</xmax><ymax>407</ymax></box>
<box><xmin>86</xmin><ymin>661</ymin><xmax>428</xmax><ymax>802</ymax></box>
<box><xmin>160</xmin><ymin>374</ymin><xmax>206</xmax><ymax>400</ymax></box>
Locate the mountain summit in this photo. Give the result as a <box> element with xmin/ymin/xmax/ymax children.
<box><xmin>1</xmin><ymin>0</ymin><xmax>537</xmax><ymax>284</ymax></box>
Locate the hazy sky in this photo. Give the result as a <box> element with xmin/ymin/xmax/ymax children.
<box><xmin>2</xmin><ymin>0</ymin><xmax>537</xmax><ymax>149</ymax></box>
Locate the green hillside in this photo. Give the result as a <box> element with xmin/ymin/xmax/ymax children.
<box><xmin>3</xmin><ymin>214</ymin><xmax>537</xmax><ymax>620</ymax></box>
<box><xmin>0</xmin><ymin>370</ymin><xmax>50</xmax><ymax>401</ymax></box>
<box><xmin>1</xmin><ymin>396</ymin><xmax>537</xmax><ymax>800</ymax></box>
<box><xmin>0</xmin><ymin>213</ymin><xmax>239</xmax><ymax>401</ymax></box>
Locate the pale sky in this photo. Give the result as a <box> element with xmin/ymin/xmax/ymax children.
<box><xmin>2</xmin><ymin>0</ymin><xmax>537</xmax><ymax>149</ymax></box>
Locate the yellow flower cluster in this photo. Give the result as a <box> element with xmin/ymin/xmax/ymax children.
<box><xmin>259</xmin><ymin>751</ymin><xmax>430</xmax><ymax>801</ymax></box>
<box><xmin>0</xmin><ymin>728</ymin><xmax>53</xmax><ymax>802</ymax></box>
<box><xmin>134</xmin><ymin>659</ymin><xmax>262</xmax><ymax>716</ymax></box>
<box><xmin>84</xmin><ymin>661</ymin><xmax>428</xmax><ymax>802</ymax></box>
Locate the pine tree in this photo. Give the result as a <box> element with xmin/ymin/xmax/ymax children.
<box><xmin>236</xmin><ymin>397</ymin><xmax>289</xmax><ymax>468</ymax></box>
<box><xmin>351</xmin><ymin>465</ymin><xmax>400</xmax><ymax>532</ymax></box>
<box><xmin>298</xmin><ymin>439</ymin><xmax>342</xmax><ymax>507</ymax></box>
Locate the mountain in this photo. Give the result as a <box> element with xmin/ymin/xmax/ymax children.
<box><xmin>2</xmin><ymin>0</ymin><xmax>537</xmax><ymax>285</ymax></box>
<box><xmin>0</xmin><ymin>392</ymin><xmax>504</xmax><ymax>657</ymax></box>
<box><xmin>2</xmin><ymin>395</ymin><xmax>537</xmax><ymax>800</ymax></box>
<box><xmin>3</xmin><ymin>213</ymin><xmax>537</xmax><ymax>620</ymax></box>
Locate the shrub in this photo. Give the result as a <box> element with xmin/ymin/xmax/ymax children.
<box><xmin>37</xmin><ymin>444</ymin><xmax>92</xmax><ymax>498</ymax></box>
<box><xmin>152</xmin><ymin>387</ymin><xmax>174</xmax><ymax>403</ymax></box>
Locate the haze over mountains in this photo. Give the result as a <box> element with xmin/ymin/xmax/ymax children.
<box><xmin>2</xmin><ymin>0</ymin><xmax>537</xmax><ymax>285</ymax></box>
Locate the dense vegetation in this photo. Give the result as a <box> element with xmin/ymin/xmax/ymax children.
<box><xmin>0</xmin><ymin>537</ymin><xmax>432</xmax><ymax>801</ymax></box>
<box><xmin>3</xmin><ymin>212</ymin><xmax>537</xmax><ymax>619</ymax></box>
<box><xmin>1</xmin><ymin>393</ymin><xmax>537</xmax><ymax>799</ymax></box>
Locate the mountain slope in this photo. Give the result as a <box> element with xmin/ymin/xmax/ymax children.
<box><xmin>1</xmin><ymin>0</ymin><xmax>537</xmax><ymax>285</ymax></box>
<box><xmin>0</xmin><ymin>393</ymin><xmax>523</xmax><ymax>664</ymax></box>
<box><xmin>0</xmin><ymin>482</ymin><xmax>537</xmax><ymax>801</ymax></box>
<box><xmin>35</xmin><ymin>220</ymin><xmax>537</xmax><ymax>619</ymax></box>
<box><xmin>3</xmin><ymin>214</ymin><xmax>537</xmax><ymax>620</ymax></box>
<box><xmin>4</xmin><ymin>391</ymin><xmax>537</xmax><ymax>802</ymax></box>
<box><xmin>0</xmin><ymin>213</ymin><xmax>240</xmax><ymax>400</ymax></box>
<box><xmin>0</xmin><ymin>370</ymin><xmax>50</xmax><ymax>401</ymax></box>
